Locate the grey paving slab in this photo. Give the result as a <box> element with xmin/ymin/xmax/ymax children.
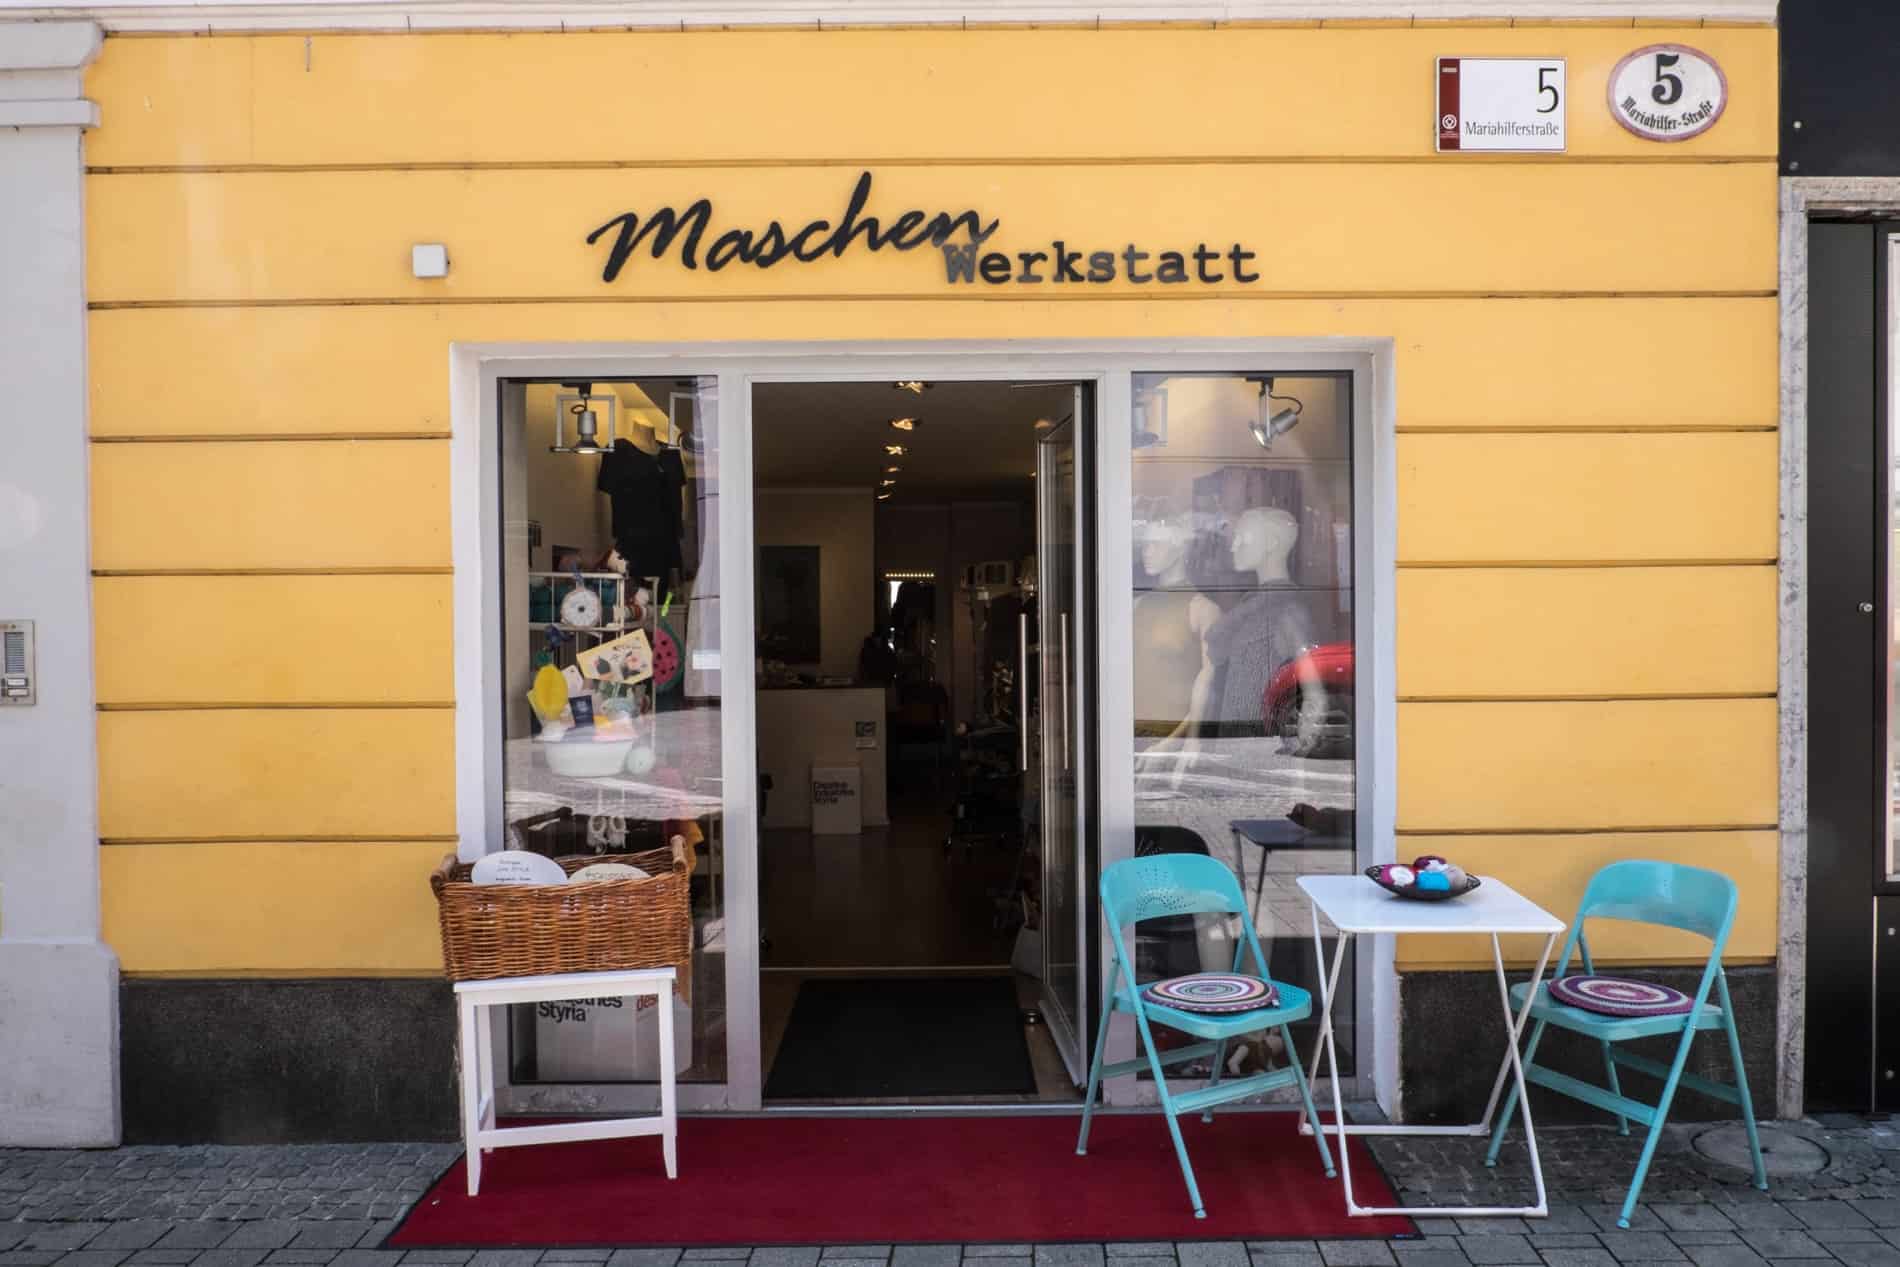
<box><xmin>965</xmin><ymin>1251</ymin><xmax>1033</xmax><ymax>1260</ymax></box>
<box><xmin>261</xmin><ymin>1253</ymin><xmax>341</xmax><ymax>1265</ymax></box>
<box><xmin>1793</xmin><ymin>1209</ymin><xmax>1876</xmax><ymax>1232</ymax></box>
<box><xmin>17</xmin><ymin>1230</ymin><xmax>108</xmax><ymax>1254</ymax></box>
<box><xmin>190</xmin><ymin>1251</ymin><xmax>272</xmax><ymax>1267</ymax></box>
<box><xmin>1851</xmin><ymin>1205</ymin><xmax>1900</xmax><ymax>1230</ymax></box>
<box><xmin>1828</xmin><ymin>1246</ymin><xmax>1900</xmax><ymax>1267</ymax></box>
<box><xmin>1033</xmin><ymin>1249</ymin><xmax>1105</xmax><ymax>1267</ymax></box>
<box><xmin>821</xmin><ymin>1250</ymin><xmax>890</xmax><ymax>1261</ymax></box>
<box><xmin>1101</xmin><ymin>1259</ymin><xmax>1170</xmax><ymax>1267</ymax></box>
<box><xmin>1725</xmin><ymin>1211</ymin><xmax>1806</xmax><ymax>1233</ymax></box>
<box><xmin>1657</xmin><ymin>1212</ymin><xmax>1739</xmax><ymax>1234</ymax></box>
<box><xmin>1314</xmin><ymin>1243</ymin><xmax>1393</xmax><ymax>1267</ymax></box>
<box><xmin>1734</xmin><ymin>1232</ymin><xmax>1829</xmax><ymax>1259</ymax></box>
<box><xmin>221</xmin><ymin>1226</ymin><xmax>302</xmax><ymax>1252</ymax></box>
<box><xmin>1677</xmin><ymin>1246</ymin><xmax>1769</xmax><ymax>1267</ymax></box>
<box><xmin>1808</xmin><ymin>1232</ymin><xmax>1886</xmax><ymax>1247</ymax></box>
<box><xmin>82</xmin><ymin>1226</ymin><xmax>170</xmax><ymax>1252</ymax></box>
<box><xmin>1249</xmin><ymin>1248</ymin><xmax>1323</xmax><ymax>1267</ymax></box>
<box><xmin>814</xmin><ymin>1260</ymin><xmax>887</xmax><ymax>1267</ymax></box>
<box><xmin>1597</xmin><ymin>1233</ymin><xmax>1687</xmax><ymax>1262</ymax></box>
<box><xmin>124</xmin><ymin>1251</ymin><xmax>205</xmax><ymax>1265</ymax></box>
<box><xmin>0</xmin><ymin>1252</ymin><xmax>64</xmax><ymax>1266</ymax></box>
<box><xmin>1389</xmin><ymin>1248</ymin><xmax>1468</xmax><ymax>1267</ymax></box>
<box><xmin>1529</xmin><ymin>1239</ymin><xmax>1606</xmax><ymax>1252</ymax></box>
<box><xmin>1177</xmin><ymin>1246</ymin><xmax>1247</xmax><ymax>1267</ymax></box>
<box><xmin>327</xmin><ymin>1253</ymin><xmax>408</xmax><ymax>1267</ymax></box>
<box><xmin>1668</xmin><ymin>1236</ymin><xmax>1743</xmax><ymax>1248</ymax></box>
<box><xmin>395</xmin><ymin>1254</ymin><xmax>475</xmax><ymax>1265</ymax></box>
<box><xmin>1535</xmin><ymin>1250</ymin><xmax>1618</xmax><ymax>1267</ymax></box>
<box><xmin>1455</xmin><ymin>1234</ymin><xmax>1538</xmax><ymax>1266</ymax></box>
<box><xmin>889</xmin><ymin>1252</ymin><xmax>955</xmax><ymax>1267</ymax></box>
<box><xmin>605</xmin><ymin>1252</ymin><xmax>683</xmax><ymax>1267</ymax></box>
<box><xmin>678</xmin><ymin>1253</ymin><xmax>749</xmax><ymax>1262</ymax></box>
<box><xmin>749</xmin><ymin>1251</ymin><xmax>820</xmax><ymax>1267</ymax></box>
<box><xmin>290</xmin><ymin>1228</ymin><xmax>376</xmax><ymax>1252</ymax></box>
<box><xmin>49</xmin><ymin>1252</ymin><xmax>132</xmax><ymax>1267</ymax></box>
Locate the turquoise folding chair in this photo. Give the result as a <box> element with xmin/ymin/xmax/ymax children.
<box><xmin>1484</xmin><ymin>860</ymin><xmax>1767</xmax><ymax>1227</ymax></box>
<box><xmin>1076</xmin><ymin>853</ymin><xmax>1335</xmax><ymax>1219</ymax></box>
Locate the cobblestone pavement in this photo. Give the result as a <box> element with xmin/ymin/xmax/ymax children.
<box><xmin>5</xmin><ymin>1117</ymin><xmax>1900</xmax><ymax>1267</ymax></box>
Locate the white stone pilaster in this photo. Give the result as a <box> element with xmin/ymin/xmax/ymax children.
<box><xmin>0</xmin><ymin>18</ymin><xmax>119</xmax><ymax>1148</ymax></box>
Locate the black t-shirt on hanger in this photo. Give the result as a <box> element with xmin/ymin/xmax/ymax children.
<box><xmin>596</xmin><ymin>438</ymin><xmax>685</xmax><ymax>580</ymax></box>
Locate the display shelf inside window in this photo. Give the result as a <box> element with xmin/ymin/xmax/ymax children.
<box><xmin>526</xmin><ymin>571</ymin><xmax>665</xmax><ymax>731</ymax></box>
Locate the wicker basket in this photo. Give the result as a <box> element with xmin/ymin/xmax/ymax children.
<box><xmin>431</xmin><ymin>838</ymin><xmax>695</xmax><ymax>1000</ymax></box>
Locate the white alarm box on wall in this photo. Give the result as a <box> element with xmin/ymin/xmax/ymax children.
<box><xmin>532</xmin><ymin>988</ymin><xmax>692</xmax><ymax>1082</ymax></box>
<box><xmin>810</xmin><ymin>764</ymin><xmax>863</xmax><ymax>835</ymax></box>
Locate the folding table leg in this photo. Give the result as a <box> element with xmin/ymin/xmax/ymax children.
<box><xmin>458</xmin><ymin>998</ymin><xmax>484</xmax><ymax>1197</ymax></box>
<box><xmin>658</xmin><ymin>980</ymin><xmax>678</xmax><ymax>1179</ymax></box>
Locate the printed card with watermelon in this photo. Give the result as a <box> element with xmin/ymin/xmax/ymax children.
<box><xmin>577</xmin><ymin>629</ymin><xmax>654</xmax><ymax>685</ymax></box>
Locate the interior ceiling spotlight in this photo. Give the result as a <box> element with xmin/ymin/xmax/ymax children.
<box><xmin>1246</xmin><ymin>375</ymin><xmax>1304</xmax><ymax>450</ymax></box>
<box><xmin>893</xmin><ymin>381</ymin><xmax>931</xmax><ymax>394</ymax></box>
<box><xmin>876</xmin><ymin>491</ymin><xmax>893</xmax><ymax>501</ymax></box>
<box><xmin>889</xmin><ymin>417</ymin><xmax>918</xmax><ymax>432</ymax></box>
<box><xmin>551</xmin><ymin>381</ymin><xmax>614</xmax><ymax>455</ymax></box>
<box><xmin>880</xmin><ymin>478</ymin><xmax>897</xmax><ymax>487</ymax></box>
<box><xmin>885</xmin><ymin>465</ymin><xmax>902</xmax><ymax>474</ymax></box>
<box><xmin>884</xmin><ymin>443</ymin><xmax>907</xmax><ymax>456</ymax></box>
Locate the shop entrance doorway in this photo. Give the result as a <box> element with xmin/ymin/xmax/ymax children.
<box><xmin>750</xmin><ymin>379</ymin><xmax>1094</xmax><ymax>1103</ymax></box>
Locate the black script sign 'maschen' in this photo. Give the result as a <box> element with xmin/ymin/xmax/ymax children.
<box><xmin>587</xmin><ymin>171</ymin><xmax>998</xmax><ymax>279</ymax></box>
<box><xmin>587</xmin><ymin>171</ymin><xmax>1261</xmax><ymax>288</ymax></box>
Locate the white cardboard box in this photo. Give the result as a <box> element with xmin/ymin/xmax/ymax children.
<box><xmin>532</xmin><ymin>986</ymin><xmax>692</xmax><ymax>1082</ymax></box>
<box><xmin>810</xmin><ymin>764</ymin><xmax>863</xmax><ymax>835</ymax></box>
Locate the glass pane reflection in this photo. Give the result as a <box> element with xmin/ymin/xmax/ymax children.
<box><xmin>1130</xmin><ymin>372</ymin><xmax>1356</xmax><ymax>1077</ymax></box>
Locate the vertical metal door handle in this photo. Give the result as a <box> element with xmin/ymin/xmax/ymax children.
<box><xmin>1060</xmin><ymin>612</ymin><xmax>1070</xmax><ymax>772</ymax></box>
<box><xmin>1019</xmin><ymin>611</ymin><xmax>1030</xmax><ymax>770</ymax></box>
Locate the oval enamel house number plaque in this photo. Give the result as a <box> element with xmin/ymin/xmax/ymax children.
<box><xmin>1608</xmin><ymin>44</ymin><xmax>1727</xmax><ymax>141</ymax></box>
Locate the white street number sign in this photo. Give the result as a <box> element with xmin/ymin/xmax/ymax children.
<box><xmin>1436</xmin><ymin>57</ymin><xmax>1566</xmax><ymax>153</ymax></box>
<box><xmin>1608</xmin><ymin>44</ymin><xmax>1727</xmax><ymax>142</ymax></box>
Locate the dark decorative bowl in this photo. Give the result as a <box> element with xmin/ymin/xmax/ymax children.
<box><xmin>1364</xmin><ymin>862</ymin><xmax>1482</xmax><ymax>902</ymax></box>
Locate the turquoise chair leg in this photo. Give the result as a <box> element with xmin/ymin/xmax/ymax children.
<box><xmin>1600</xmin><ymin>1039</ymin><xmax>1631</xmax><ymax>1136</ymax></box>
<box><xmin>1076</xmin><ymin>965</ymin><xmax>1120</xmax><ymax>1156</ymax></box>
<box><xmin>1132</xmin><ymin>1004</ymin><xmax>1206</xmax><ymax>1218</ymax></box>
<box><xmin>1282</xmin><ymin>1024</ymin><xmax>1335</xmax><ymax>1178</ymax></box>
<box><xmin>1486</xmin><ymin>1017</ymin><xmax>1550</xmax><ymax>1166</ymax></box>
<box><xmin>1616</xmin><ymin>1024</ymin><xmax>1700</xmax><ymax>1229</ymax></box>
<box><xmin>1716</xmin><ymin>976</ymin><xmax>1769</xmax><ymax>1191</ymax></box>
<box><xmin>1200</xmin><ymin>1039</ymin><xmax>1230</xmax><ymax>1123</ymax></box>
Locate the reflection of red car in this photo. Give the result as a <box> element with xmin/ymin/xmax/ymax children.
<box><xmin>1264</xmin><ymin>642</ymin><xmax>1354</xmax><ymax>757</ymax></box>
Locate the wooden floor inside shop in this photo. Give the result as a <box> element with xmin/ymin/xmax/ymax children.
<box><xmin>757</xmin><ymin>799</ymin><xmax>1080</xmax><ymax>1104</ymax></box>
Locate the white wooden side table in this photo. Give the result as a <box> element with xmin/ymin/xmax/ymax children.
<box><xmin>455</xmin><ymin>966</ymin><xmax>678</xmax><ymax>1196</ymax></box>
<box><xmin>1296</xmin><ymin>874</ymin><xmax>1564</xmax><ymax>1218</ymax></box>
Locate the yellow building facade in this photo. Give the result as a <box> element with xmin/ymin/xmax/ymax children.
<box><xmin>0</xmin><ymin>3</ymin><xmax>1784</xmax><ymax>1143</ymax></box>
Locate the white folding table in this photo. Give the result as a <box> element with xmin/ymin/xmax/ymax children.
<box><xmin>455</xmin><ymin>967</ymin><xmax>678</xmax><ymax>1196</ymax></box>
<box><xmin>1295</xmin><ymin>874</ymin><xmax>1565</xmax><ymax>1218</ymax></box>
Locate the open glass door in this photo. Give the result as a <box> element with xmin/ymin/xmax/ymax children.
<box><xmin>1037</xmin><ymin>387</ymin><xmax>1090</xmax><ymax>1084</ymax></box>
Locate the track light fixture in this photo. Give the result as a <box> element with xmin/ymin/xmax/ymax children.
<box><xmin>1246</xmin><ymin>376</ymin><xmax>1303</xmax><ymax>450</ymax></box>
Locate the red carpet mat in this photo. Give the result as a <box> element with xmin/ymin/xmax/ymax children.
<box><xmin>389</xmin><ymin>1113</ymin><xmax>1415</xmax><ymax>1247</ymax></box>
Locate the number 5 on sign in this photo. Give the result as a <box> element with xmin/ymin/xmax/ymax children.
<box><xmin>1436</xmin><ymin>57</ymin><xmax>1568</xmax><ymax>153</ymax></box>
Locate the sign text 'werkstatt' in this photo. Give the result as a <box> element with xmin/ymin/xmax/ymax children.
<box><xmin>586</xmin><ymin>172</ymin><xmax>1262</xmax><ymax>288</ymax></box>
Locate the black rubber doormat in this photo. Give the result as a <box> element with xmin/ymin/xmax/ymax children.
<box><xmin>764</xmin><ymin>975</ymin><xmax>1039</xmax><ymax>1099</ymax></box>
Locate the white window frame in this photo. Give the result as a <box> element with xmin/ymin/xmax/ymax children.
<box><xmin>450</xmin><ymin>338</ymin><xmax>1398</xmax><ymax>1115</ymax></box>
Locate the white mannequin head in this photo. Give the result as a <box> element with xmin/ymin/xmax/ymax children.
<box><xmin>1230</xmin><ymin>506</ymin><xmax>1299</xmax><ymax>583</ymax></box>
<box><xmin>1140</xmin><ymin>514</ymin><xmax>1193</xmax><ymax>584</ymax></box>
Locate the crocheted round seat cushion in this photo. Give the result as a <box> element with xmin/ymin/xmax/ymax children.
<box><xmin>1141</xmin><ymin>973</ymin><xmax>1280</xmax><ymax>1014</ymax></box>
<box><xmin>1547</xmin><ymin>974</ymin><xmax>1694</xmax><ymax>1018</ymax></box>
